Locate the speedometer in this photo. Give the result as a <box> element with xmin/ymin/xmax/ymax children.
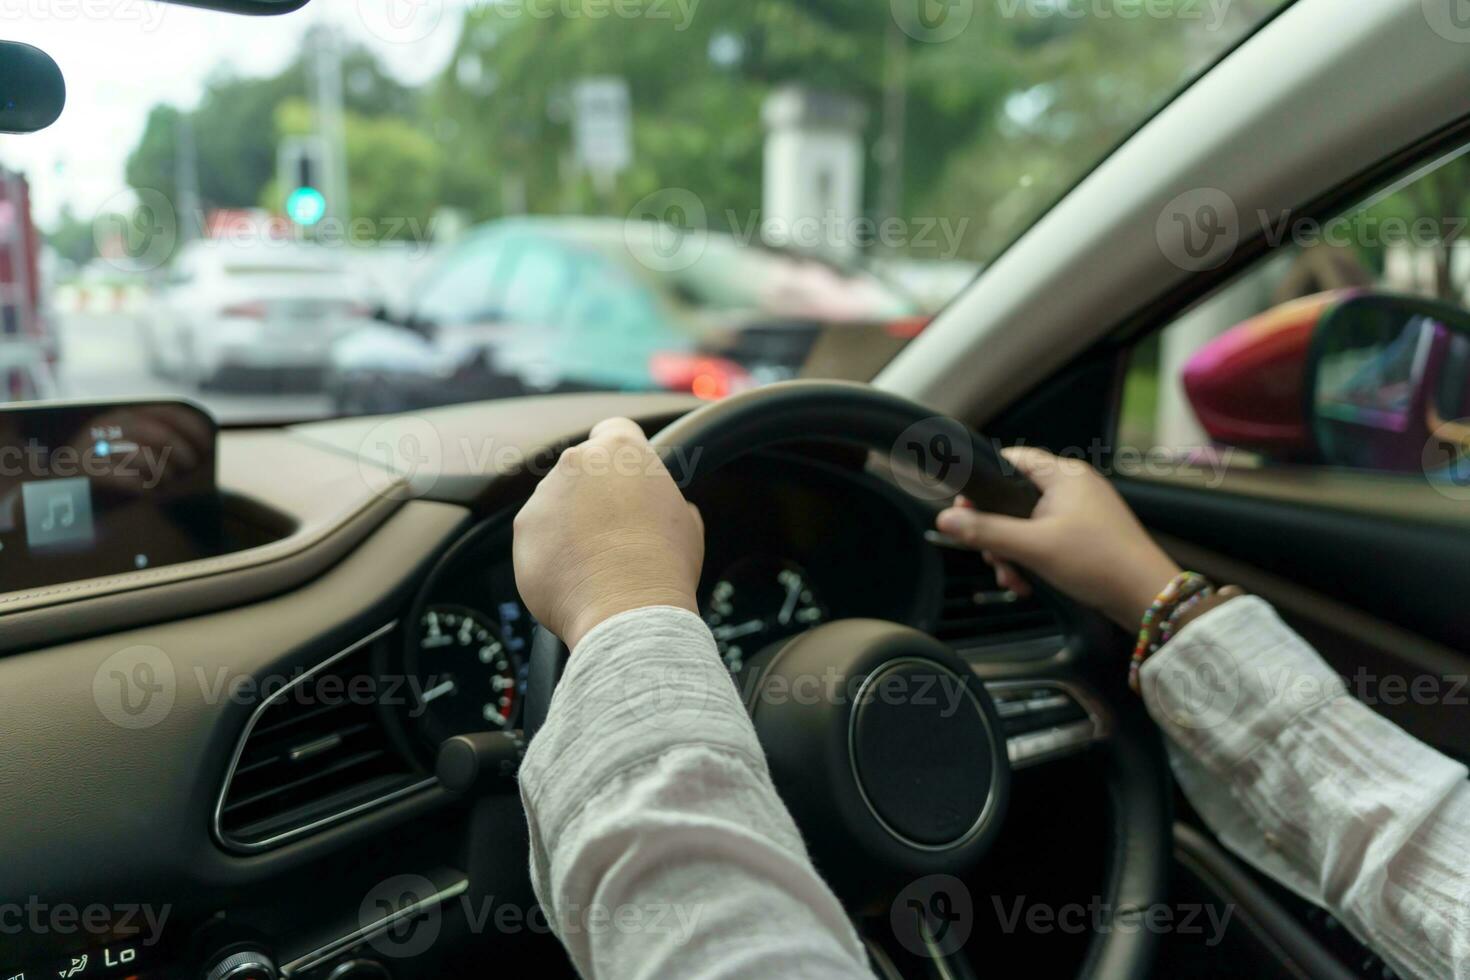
<box><xmin>704</xmin><ymin>557</ymin><xmax>827</xmax><ymax>672</ymax></box>
<box><xmin>409</xmin><ymin>604</ymin><xmax>521</xmax><ymax>745</ymax></box>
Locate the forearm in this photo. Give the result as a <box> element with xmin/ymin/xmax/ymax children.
<box><xmin>519</xmin><ymin>607</ymin><xmax>873</xmax><ymax>979</ymax></box>
<box><xmin>1140</xmin><ymin>597</ymin><xmax>1470</xmax><ymax>980</ymax></box>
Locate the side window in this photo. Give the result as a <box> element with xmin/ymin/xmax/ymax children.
<box><xmin>1121</xmin><ymin>148</ymin><xmax>1470</xmax><ymax>490</ymax></box>
<box><xmin>413</xmin><ymin>234</ymin><xmax>508</xmax><ymax>326</ymax></box>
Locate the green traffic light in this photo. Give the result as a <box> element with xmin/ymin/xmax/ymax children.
<box><xmin>286</xmin><ymin>186</ymin><xmax>327</xmax><ymax>226</ymax></box>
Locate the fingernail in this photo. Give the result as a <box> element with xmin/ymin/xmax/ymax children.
<box><xmin>936</xmin><ymin>510</ymin><xmax>963</xmax><ymax>534</ymax></box>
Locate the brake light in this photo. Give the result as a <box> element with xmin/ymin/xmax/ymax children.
<box><xmin>649</xmin><ymin>352</ymin><xmax>753</xmax><ymax>401</ymax></box>
<box><xmin>221</xmin><ymin>301</ymin><xmax>268</xmax><ymax>319</ymax></box>
<box><xmin>885</xmin><ymin>315</ymin><xmax>932</xmax><ymax>339</ymax></box>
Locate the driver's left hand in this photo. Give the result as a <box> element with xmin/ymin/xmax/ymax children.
<box><xmin>513</xmin><ymin>417</ymin><xmax>705</xmax><ymax>651</ymax></box>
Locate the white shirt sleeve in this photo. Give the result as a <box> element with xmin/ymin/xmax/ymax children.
<box><xmin>1140</xmin><ymin>595</ymin><xmax>1470</xmax><ymax>980</ymax></box>
<box><xmin>518</xmin><ymin>605</ymin><xmax>876</xmax><ymax>980</ymax></box>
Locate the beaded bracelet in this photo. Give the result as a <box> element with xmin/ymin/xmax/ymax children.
<box><xmin>1159</xmin><ymin>589</ymin><xmax>1213</xmax><ymax>645</ymax></box>
<box><xmin>1129</xmin><ymin>571</ymin><xmax>1213</xmax><ymax>692</ymax></box>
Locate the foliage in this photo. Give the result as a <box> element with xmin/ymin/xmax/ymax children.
<box><xmin>121</xmin><ymin>1</ymin><xmax>1289</xmax><ymax>261</ymax></box>
<box><xmin>258</xmin><ymin>99</ymin><xmax>443</xmax><ymax>236</ymax></box>
<box><xmin>125</xmin><ymin>47</ymin><xmax>418</xmax><ymax>214</ymax></box>
<box><xmin>44</xmin><ymin>204</ymin><xmax>99</xmax><ymax>267</ymax></box>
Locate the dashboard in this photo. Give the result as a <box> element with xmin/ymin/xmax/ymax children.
<box><xmin>0</xmin><ymin>393</ymin><xmax>1060</xmax><ymax>980</ymax></box>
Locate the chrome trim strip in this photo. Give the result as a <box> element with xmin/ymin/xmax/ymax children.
<box><xmin>280</xmin><ymin>877</ymin><xmax>469</xmax><ymax>977</ymax></box>
<box><xmin>212</xmin><ymin>620</ymin><xmax>436</xmax><ymax>853</ymax></box>
<box><xmin>847</xmin><ymin>657</ymin><xmax>1002</xmax><ymax>853</ymax></box>
<box><xmin>984</xmin><ymin>678</ymin><xmax>1110</xmax><ymax>770</ymax></box>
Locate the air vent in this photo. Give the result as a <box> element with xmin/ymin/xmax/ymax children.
<box><xmin>215</xmin><ymin>623</ymin><xmax>431</xmax><ymax>852</ymax></box>
<box><xmin>932</xmin><ymin>540</ymin><xmax>1062</xmax><ymax>648</ymax></box>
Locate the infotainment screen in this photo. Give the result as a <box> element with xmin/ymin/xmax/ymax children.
<box><xmin>0</xmin><ymin>400</ymin><xmax>224</xmax><ymax>593</ymax></box>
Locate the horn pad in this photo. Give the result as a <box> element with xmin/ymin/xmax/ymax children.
<box><xmin>741</xmin><ymin>620</ymin><xmax>1010</xmax><ymax>904</ymax></box>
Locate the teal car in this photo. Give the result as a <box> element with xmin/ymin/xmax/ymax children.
<box><xmin>326</xmin><ymin>216</ymin><xmax>922</xmax><ymax>413</ymax></box>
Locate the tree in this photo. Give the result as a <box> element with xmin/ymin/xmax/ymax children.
<box><xmin>44</xmin><ymin>204</ymin><xmax>99</xmax><ymax>267</ymax></box>
<box><xmin>260</xmin><ymin>98</ymin><xmax>443</xmax><ymax>237</ymax></box>
<box><xmin>125</xmin><ymin>47</ymin><xmax>418</xmax><ymax>213</ymax></box>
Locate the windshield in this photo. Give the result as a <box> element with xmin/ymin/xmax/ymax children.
<box><xmin>2</xmin><ymin>0</ymin><xmax>1287</xmax><ymax>421</ymax></box>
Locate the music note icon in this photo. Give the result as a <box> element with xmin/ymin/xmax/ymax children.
<box><xmin>22</xmin><ymin>477</ymin><xmax>95</xmax><ymax>549</ymax></box>
<box><xmin>39</xmin><ymin>494</ymin><xmax>74</xmax><ymax>532</ymax></box>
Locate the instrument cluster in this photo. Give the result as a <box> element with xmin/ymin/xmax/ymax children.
<box><xmin>398</xmin><ymin>451</ymin><xmax>941</xmax><ymax>750</ymax></box>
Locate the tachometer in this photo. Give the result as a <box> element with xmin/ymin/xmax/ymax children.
<box><xmin>704</xmin><ymin>557</ymin><xmax>826</xmax><ymax>672</ymax></box>
<box><xmin>410</xmin><ymin>604</ymin><xmax>521</xmax><ymax>745</ymax></box>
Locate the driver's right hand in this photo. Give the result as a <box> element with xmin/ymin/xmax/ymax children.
<box><xmin>935</xmin><ymin>447</ymin><xmax>1181</xmax><ymax>629</ymax></box>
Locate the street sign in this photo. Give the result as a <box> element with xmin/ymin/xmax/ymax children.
<box><xmin>572</xmin><ymin>77</ymin><xmax>633</xmax><ymax>183</ymax></box>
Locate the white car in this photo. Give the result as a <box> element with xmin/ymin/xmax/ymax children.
<box><xmin>141</xmin><ymin>240</ymin><xmax>377</xmax><ymax>389</ymax></box>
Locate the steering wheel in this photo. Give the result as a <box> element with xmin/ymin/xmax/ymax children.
<box><xmin>521</xmin><ymin>380</ymin><xmax>1171</xmax><ymax>979</ymax></box>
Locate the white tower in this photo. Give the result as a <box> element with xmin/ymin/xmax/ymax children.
<box><xmin>761</xmin><ymin>88</ymin><xmax>867</xmax><ymax>258</ymax></box>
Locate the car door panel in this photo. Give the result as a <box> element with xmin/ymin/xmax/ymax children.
<box><xmin>1121</xmin><ymin>476</ymin><xmax>1470</xmax><ymax>764</ymax></box>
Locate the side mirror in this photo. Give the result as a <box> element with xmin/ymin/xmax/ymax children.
<box><xmin>1306</xmin><ymin>293</ymin><xmax>1470</xmax><ymax>482</ymax></box>
<box><xmin>1181</xmin><ymin>292</ymin><xmax>1344</xmax><ymax>461</ymax></box>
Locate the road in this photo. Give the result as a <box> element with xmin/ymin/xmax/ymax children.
<box><xmin>51</xmin><ymin>312</ymin><xmax>334</xmax><ymax>424</ymax></box>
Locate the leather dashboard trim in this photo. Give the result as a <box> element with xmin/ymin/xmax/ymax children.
<box><xmin>288</xmin><ymin>391</ymin><xmax>700</xmax><ymax>504</ymax></box>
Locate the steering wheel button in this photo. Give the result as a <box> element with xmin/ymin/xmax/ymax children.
<box><xmin>995</xmin><ymin>699</ymin><xmax>1030</xmax><ymax>719</ymax></box>
<box><xmin>1024</xmin><ymin>694</ymin><xmax>1074</xmax><ymax>713</ymax></box>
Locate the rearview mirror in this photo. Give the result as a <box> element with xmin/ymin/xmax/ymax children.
<box><xmin>1306</xmin><ymin>294</ymin><xmax>1470</xmax><ymax>483</ymax></box>
<box><xmin>0</xmin><ymin>42</ymin><xmax>65</xmax><ymax>134</ymax></box>
<box><xmin>159</xmin><ymin>0</ymin><xmax>307</xmax><ymax>13</ymax></box>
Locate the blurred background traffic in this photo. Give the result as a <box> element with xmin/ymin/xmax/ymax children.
<box><xmin>1</xmin><ymin>0</ymin><xmax>1288</xmax><ymax>423</ymax></box>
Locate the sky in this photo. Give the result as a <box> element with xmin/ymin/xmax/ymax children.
<box><xmin>0</xmin><ymin>0</ymin><xmax>465</xmax><ymax>227</ymax></box>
